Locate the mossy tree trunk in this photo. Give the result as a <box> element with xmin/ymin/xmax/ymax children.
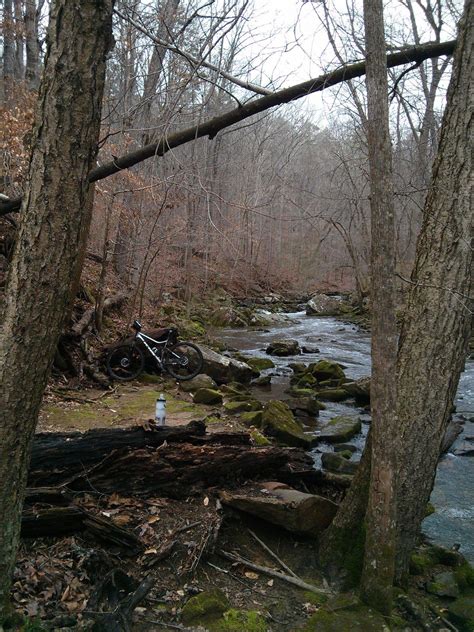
<box><xmin>393</xmin><ymin>0</ymin><xmax>473</xmax><ymax>583</ymax></box>
<box><xmin>0</xmin><ymin>0</ymin><xmax>113</xmax><ymax>615</ymax></box>
<box><xmin>319</xmin><ymin>0</ymin><xmax>473</xmax><ymax>602</ymax></box>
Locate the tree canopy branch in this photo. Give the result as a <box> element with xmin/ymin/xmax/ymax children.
<box><xmin>0</xmin><ymin>39</ymin><xmax>455</xmax><ymax>217</ymax></box>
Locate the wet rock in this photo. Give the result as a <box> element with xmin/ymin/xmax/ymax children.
<box><xmin>289</xmin><ymin>362</ymin><xmax>307</xmax><ymax>373</ymax></box>
<box><xmin>441</xmin><ymin>421</ymin><xmax>463</xmax><ymax>454</ymax></box>
<box><xmin>306</xmin><ymin>294</ymin><xmax>342</xmax><ymax>316</ymax></box>
<box><xmin>302</xmin><ymin>345</ymin><xmax>320</xmax><ymax>354</ymax></box>
<box><xmin>321</xmin><ymin>452</ymin><xmax>358</xmax><ymax>475</ymax></box>
<box><xmin>308</xmin><ymin>359</ymin><xmax>345</xmax><ymax>381</ymax></box>
<box><xmin>179</xmin><ymin>374</ymin><xmax>217</xmax><ymax>393</ymax></box>
<box><xmin>200</xmin><ymin>346</ymin><xmax>255</xmax><ymax>384</ymax></box>
<box><xmin>292</xmin><ymin>372</ymin><xmax>318</xmax><ymax>388</ymax></box>
<box><xmin>251</xmin><ymin>374</ymin><xmax>272</xmax><ymax>387</ymax></box>
<box><xmin>341</xmin><ymin>377</ymin><xmax>371</xmax><ymax>404</ymax></box>
<box><xmin>334</xmin><ymin>443</ymin><xmax>357</xmax><ymax>453</ymax></box>
<box><xmin>261</xmin><ymin>400</ymin><xmax>314</xmax><ymax>448</ymax></box>
<box><xmin>286</xmin><ymin>396</ymin><xmax>324</xmax><ymax>417</ymax></box>
<box><xmin>266</xmin><ymin>339</ymin><xmax>301</xmax><ymax>356</ymax></box>
<box><xmin>193</xmin><ymin>388</ymin><xmax>223</xmax><ymax>405</ymax></box>
<box><xmin>318</xmin><ymin>416</ymin><xmax>362</xmax><ymax>443</ymax></box>
<box><xmin>220</xmin><ymin>484</ymin><xmax>338</xmax><ymax>536</ymax></box>
<box><xmin>316</xmin><ymin>388</ymin><xmax>350</xmax><ymax>402</ymax></box>
<box><xmin>245</xmin><ymin>357</ymin><xmax>275</xmax><ymax>372</ymax></box>
<box><xmin>427</xmin><ymin>571</ymin><xmax>460</xmax><ymax>598</ymax></box>
<box><xmin>240</xmin><ymin>411</ymin><xmax>263</xmax><ymax>427</ymax></box>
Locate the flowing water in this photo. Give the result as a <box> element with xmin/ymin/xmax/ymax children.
<box><xmin>215</xmin><ymin>310</ymin><xmax>474</xmax><ymax>561</ymax></box>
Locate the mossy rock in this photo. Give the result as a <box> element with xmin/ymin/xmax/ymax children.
<box><xmin>240</xmin><ymin>411</ymin><xmax>263</xmax><ymax>427</ymax></box>
<box><xmin>287</xmin><ymin>387</ymin><xmax>319</xmax><ymax>398</ymax></box>
<box><xmin>286</xmin><ymin>396</ymin><xmax>325</xmax><ymax>416</ymax></box>
<box><xmin>137</xmin><ymin>372</ymin><xmax>163</xmax><ymax>384</ymax></box>
<box><xmin>289</xmin><ymin>362</ymin><xmax>308</xmax><ymax>374</ymax></box>
<box><xmin>193</xmin><ymin>388</ymin><xmax>223</xmax><ymax>405</ymax></box>
<box><xmin>180</xmin><ymin>373</ymin><xmax>217</xmax><ymax>392</ymax></box>
<box><xmin>316</xmin><ymin>388</ymin><xmax>350</xmax><ymax>402</ymax></box>
<box><xmin>455</xmin><ymin>562</ymin><xmax>474</xmax><ymax>591</ymax></box>
<box><xmin>181</xmin><ymin>589</ymin><xmax>230</xmax><ymax>625</ymax></box>
<box><xmin>209</xmin><ymin>609</ymin><xmax>268</xmax><ymax>632</ymax></box>
<box><xmin>321</xmin><ymin>452</ymin><xmax>358</xmax><ymax>475</ymax></box>
<box><xmin>252</xmin><ymin>375</ymin><xmax>271</xmax><ymax>386</ymax></box>
<box><xmin>224</xmin><ymin>399</ymin><xmax>262</xmax><ymax>414</ymax></box>
<box><xmin>448</xmin><ymin>595</ymin><xmax>474</xmax><ymax>631</ymax></box>
<box><xmin>299</xmin><ymin>604</ymin><xmax>388</xmax><ymax>631</ymax></box>
<box><xmin>245</xmin><ymin>357</ymin><xmax>275</xmax><ymax>371</ymax></box>
<box><xmin>220</xmin><ymin>382</ymin><xmax>251</xmax><ymax>395</ymax></box>
<box><xmin>427</xmin><ymin>571</ymin><xmax>460</xmax><ymax>598</ymax></box>
<box><xmin>261</xmin><ymin>400</ymin><xmax>313</xmax><ymax>448</ymax></box>
<box><xmin>409</xmin><ymin>551</ymin><xmax>434</xmax><ymax>575</ymax></box>
<box><xmin>318</xmin><ymin>416</ymin><xmax>362</xmax><ymax>443</ymax></box>
<box><xmin>266</xmin><ymin>339</ymin><xmax>300</xmax><ymax>356</ymax></box>
<box><xmin>250</xmin><ymin>429</ymin><xmax>271</xmax><ymax>445</ymax></box>
<box><xmin>308</xmin><ymin>360</ymin><xmax>345</xmax><ymax>381</ymax></box>
<box><xmin>294</xmin><ymin>373</ymin><xmax>317</xmax><ymax>388</ymax></box>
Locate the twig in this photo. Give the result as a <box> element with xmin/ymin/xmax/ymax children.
<box><xmin>175</xmin><ymin>520</ymin><xmax>201</xmax><ymax>534</ymax></box>
<box><xmin>248</xmin><ymin>529</ymin><xmax>299</xmax><ymax>579</ymax></box>
<box><xmin>220</xmin><ymin>550</ymin><xmax>332</xmax><ymax>595</ymax></box>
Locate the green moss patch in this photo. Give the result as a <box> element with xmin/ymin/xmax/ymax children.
<box><xmin>181</xmin><ymin>589</ymin><xmax>229</xmax><ymax>625</ymax></box>
<box><xmin>245</xmin><ymin>357</ymin><xmax>275</xmax><ymax>371</ymax></box>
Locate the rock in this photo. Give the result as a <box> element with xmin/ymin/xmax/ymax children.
<box><xmin>261</xmin><ymin>400</ymin><xmax>313</xmax><ymax>448</ymax></box>
<box><xmin>334</xmin><ymin>444</ymin><xmax>357</xmax><ymax>453</ymax></box>
<box><xmin>250</xmin><ymin>429</ymin><xmax>271</xmax><ymax>446</ymax></box>
<box><xmin>341</xmin><ymin>377</ymin><xmax>371</xmax><ymax>404</ymax></box>
<box><xmin>316</xmin><ymin>388</ymin><xmax>350</xmax><ymax>402</ymax></box>
<box><xmin>251</xmin><ymin>375</ymin><xmax>271</xmax><ymax>387</ymax></box>
<box><xmin>318</xmin><ymin>416</ymin><xmax>362</xmax><ymax>443</ymax></box>
<box><xmin>192</xmin><ymin>388</ymin><xmax>223</xmax><ymax>405</ymax></box>
<box><xmin>286</xmin><ymin>396</ymin><xmax>324</xmax><ymax>417</ymax></box>
<box><xmin>200</xmin><ymin>346</ymin><xmax>255</xmax><ymax>384</ymax></box>
<box><xmin>302</xmin><ymin>345</ymin><xmax>320</xmax><ymax>354</ymax></box>
<box><xmin>305</xmin><ymin>294</ymin><xmax>342</xmax><ymax>316</ymax></box>
<box><xmin>292</xmin><ymin>373</ymin><xmax>317</xmax><ymax>388</ymax></box>
<box><xmin>441</xmin><ymin>421</ymin><xmax>463</xmax><ymax>454</ymax></box>
<box><xmin>224</xmin><ymin>400</ymin><xmax>262</xmax><ymax>414</ymax></box>
<box><xmin>308</xmin><ymin>359</ymin><xmax>345</xmax><ymax>381</ymax></box>
<box><xmin>427</xmin><ymin>571</ymin><xmax>460</xmax><ymax>598</ymax></box>
<box><xmin>245</xmin><ymin>357</ymin><xmax>275</xmax><ymax>372</ymax></box>
<box><xmin>179</xmin><ymin>374</ymin><xmax>217</xmax><ymax>393</ymax></box>
<box><xmin>240</xmin><ymin>411</ymin><xmax>263</xmax><ymax>427</ymax></box>
<box><xmin>220</xmin><ymin>485</ymin><xmax>338</xmax><ymax>536</ymax></box>
<box><xmin>448</xmin><ymin>595</ymin><xmax>474</xmax><ymax>630</ymax></box>
<box><xmin>181</xmin><ymin>589</ymin><xmax>230</xmax><ymax>625</ymax></box>
<box><xmin>300</xmin><ymin>602</ymin><xmax>389</xmax><ymax>631</ymax></box>
<box><xmin>289</xmin><ymin>362</ymin><xmax>307</xmax><ymax>373</ymax></box>
<box><xmin>321</xmin><ymin>452</ymin><xmax>358</xmax><ymax>475</ymax></box>
<box><xmin>266</xmin><ymin>339</ymin><xmax>300</xmax><ymax>356</ymax></box>
<box><xmin>210</xmin><ymin>306</ymin><xmax>248</xmax><ymax>327</ymax></box>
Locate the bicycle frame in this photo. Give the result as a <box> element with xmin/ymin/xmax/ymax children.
<box><xmin>135</xmin><ymin>331</ymin><xmax>170</xmax><ymax>368</ymax></box>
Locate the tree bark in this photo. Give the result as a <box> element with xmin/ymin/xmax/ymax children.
<box><xmin>394</xmin><ymin>0</ymin><xmax>473</xmax><ymax>583</ymax></box>
<box><xmin>25</xmin><ymin>0</ymin><xmax>40</xmax><ymax>89</ymax></box>
<box><xmin>0</xmin><ymin>0</ymin><xmax>113</xmax><ymax>614</ymax></box>
<box><xmin>0</xmin><ymin>39</ymin><xmax>456</xmax><ymax>216</ymax></box>
<box><xmin>359</xmin><ymin>0</ymin><xmax>398</xmax><ymax>613</ymax></box>
<box><xmin>2</xmin><ymin>0</ymin><xmax>15</xmax><ymax>103</ymax></box>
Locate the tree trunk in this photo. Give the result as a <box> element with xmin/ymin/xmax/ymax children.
<box><xmin>2</xmin><ymin>0</ymin><xmax>15</xmax><ymax>103</ymax></box>
<box><xmin>0</xmin><ymin>0</ymin><xmax>113</xmax><ymax>614</ymax></box>
<box><xmin>25</xmin><ymin>0</ymin><xmax>40</xmax><ymax>89</ymax></box>
<box><xmin>359</xmin><ymin>0</ymin><xmax>398</xmax><ymax>613</ymax></box>
<box><xmin>394</xmin><ymin>0</ymin><xmax>473</xmax><ymax>583</ymax></box>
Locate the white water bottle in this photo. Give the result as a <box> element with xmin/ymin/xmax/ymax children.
<box><xmin>155</xmin><ymin>393</ymin><xmax>166</xmax><ymax>427</ymax></box>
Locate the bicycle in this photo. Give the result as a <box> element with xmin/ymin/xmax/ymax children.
<box><xmin>106</xmin><ymin>320</ymin><xmax>203</xmax><ymax>382</ymax></box>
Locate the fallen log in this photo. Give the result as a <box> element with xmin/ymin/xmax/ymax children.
<box><xmin>29</xmin><ymin>421</ymin><xmax>207</xmax><ymax>486</ymax></box>
<box><xmin>71</xmin><ymin>291</ymin><xmax>129</xmax><ymax>337</ymax></box>
<box><xmin>65</xmin><ymin>443</ymin><xmax>307</xmax><ymax>498</ymax></box>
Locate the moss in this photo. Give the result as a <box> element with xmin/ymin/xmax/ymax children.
<box><xmin>250</xmin><ymin>429</ymin><xmax>271</xmax><ymax>446</ymax></box>
<box><xmin>316</xmin><ymin>388</ymin><xmax>350</xmax><ymax>402</ymax></box>
<box><xmin>425</xmin><ymin>502</ymin><xmax>436</xmax><ymax>517</ymax></box>
<box><xmin>323</xmin><ymin>523</ymin><xmax>366</xmax><ymax>588</ymax></box>
<box><xmin>303</xmin><ymin>591</ymin><xmax>329</xmax><ymax>606</ymax></box>
<box><xmin>299</xmin><ymin>604</ymin><xmax>387</xmax><ymax>631</ymax></box>
<box><xmin>261</xmin><ymin>400</ymin><xmax>313</xmax><ymax>448</ymax></box>
<box><xmin>455</xmin><ymin>563</ymin><xmax>474</xmax><ymax>591</ymax></box>
<box><xmin>193</xmin><ymin>388</ymin><xmax>223</xmax><ymax>405</ymax></box>
<box><xmin>181</xmin><ymin>589</ymin><xmax>230</xmax><ymax>624</ymax></box>
<box><xmin>245</xmin><ymin>357</ymin><xmax>275</xmax><ymax>371</ymax></box>
<box><xmin>296</xmin><ymin>373</ymin><xmax>317</xmax><ymax>387</ymax></box>
<box><xmin>224</xmin><ymin>400</ymin><xmax>262</xmax><ymax>413</ymax></box>
<box><xmin>210</xmin><ymin>609</ymin><xmax>267</xmax><ymax>632</ymax></box>
<box><xmin>240</xmin><ymin>411</ymin><xmax>263</xmax><ymax>427</ymax></box>
<box><xmin>137</xmin><ymin>372</ymin><xmax>164</xmax><ymax>384</ymax></box>
<box><xmin>308</xmin><ymin>360</ymin><xmax>345</xmax><ymax>381</ymax></box>
<box><xmin>409</xmin><ymin>552</ymin><xmax>434</xmax><ymax>575</ymax></box>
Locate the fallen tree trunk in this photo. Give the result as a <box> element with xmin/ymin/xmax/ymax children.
<box><xmin>71</xmin><ymin>291</ymin><xmax>129</xmax><ymax>337</ymax></box>
<box><xmin>29</xmin><ymin>421</ymin><xmax>207</xmax><ymax>485</ymax></box>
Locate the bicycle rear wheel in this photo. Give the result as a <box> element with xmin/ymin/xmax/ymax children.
<box><xmin>163</xmin><ymin>342</ymin><xmax>203</xmax><ymax>381</ymax></box>
<box><xmin>106</xmin><ymin>344</ymin><xmax>145</xmax><ymax>381</ymax></box>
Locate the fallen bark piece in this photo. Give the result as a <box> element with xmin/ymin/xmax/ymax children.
<box><xmin>219</xmin><ymin>484</ymin><xmax>338</xmax><ymax>536</ymax></box>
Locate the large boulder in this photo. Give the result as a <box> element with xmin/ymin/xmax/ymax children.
<box><xmin>316</xmin><ymin>388</ymin><xmax>351</xmax><ymax>402</ymax></box>
<box><xmin>179</xmin><ymin>373</ymin><xmax>217</xmax><ymax>393</ymax></box>
<box><xmin>318</xmin><ymin>416</ymin><xmax>362</xmax><ymax>443</ymax></box>
<box><xmin>220</xmin><ymin>483</ymin><xmax>338</xmax><ymax>536</ymax></box>
<box><xmin>306</xmin><ymin>294</ymin><xmax>342</xmax><ymax>316</ymax></box>
<box><xmin>322</xmin><ymin>452</ymin><xmax>358</xmax><ymax>475</ymax></box>
<box><xmin>266</xmin><ymin>339</ymin><xmax>300</xmax><ymax>356</ymax></box>
<box><xmin>342</xmin><ymin>377</ymin><xmax>371</xmax><ymax>404</ymax></box>
<box><xmin>261</xmin><ymin>400</ymin><xmax>313</xmax><ymax>448</ymax></box>
<box><xmin>200</xmin><ymin>346</ymin><xmax>256</xmax><ymax>384</ymax></box>
<box><xmin>286</xmin><ymin>396</ymin><xmax>324</xmax><ymax>417</ymax></box>
<box><xmin>245</xmin><ymin>356</ymin><xmax>275</xmax><ymax>371</ymax></box>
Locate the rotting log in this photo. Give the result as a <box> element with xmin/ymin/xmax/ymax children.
<box><xmin>29</xmin><ymin>421</ymin><xmax>207</xmax><ymax>486</ymax></box>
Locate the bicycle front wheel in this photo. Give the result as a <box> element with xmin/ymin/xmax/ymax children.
<box><xmin>106</xmin><ymin>344</ymin><xmax>145</xmax><ymax>381</ymax></box>
<box><xmin>163</xmin><ymin>342</ymin><xmax>203</xmax><ymax>381</ymax></box>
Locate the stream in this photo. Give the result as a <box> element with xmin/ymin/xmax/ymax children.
<box><xmin>215</xmin><ymin>310</ymin><xmax>474</xmax><ymax>562</ymax></box>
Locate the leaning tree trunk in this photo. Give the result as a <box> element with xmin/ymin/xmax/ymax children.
<box><xmin>394</xmin><ymin>0</ymin><xmax>473</xmax><ymax>583</ymax></box>
<box><xmin>0</xmin><ymin>0</ymin><xmax>113</xmax><ymax>614</ymax></box>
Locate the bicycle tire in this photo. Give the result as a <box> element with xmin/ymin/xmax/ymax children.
<box><xmin>106</xmin><ymin>344</ymin><xmax>145</xmax><ymax>381</ymax></box>
<box><xmin>163</xmin><ymin>342</ymin><xmax>204</xmax><ymax>381</ymax></box>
